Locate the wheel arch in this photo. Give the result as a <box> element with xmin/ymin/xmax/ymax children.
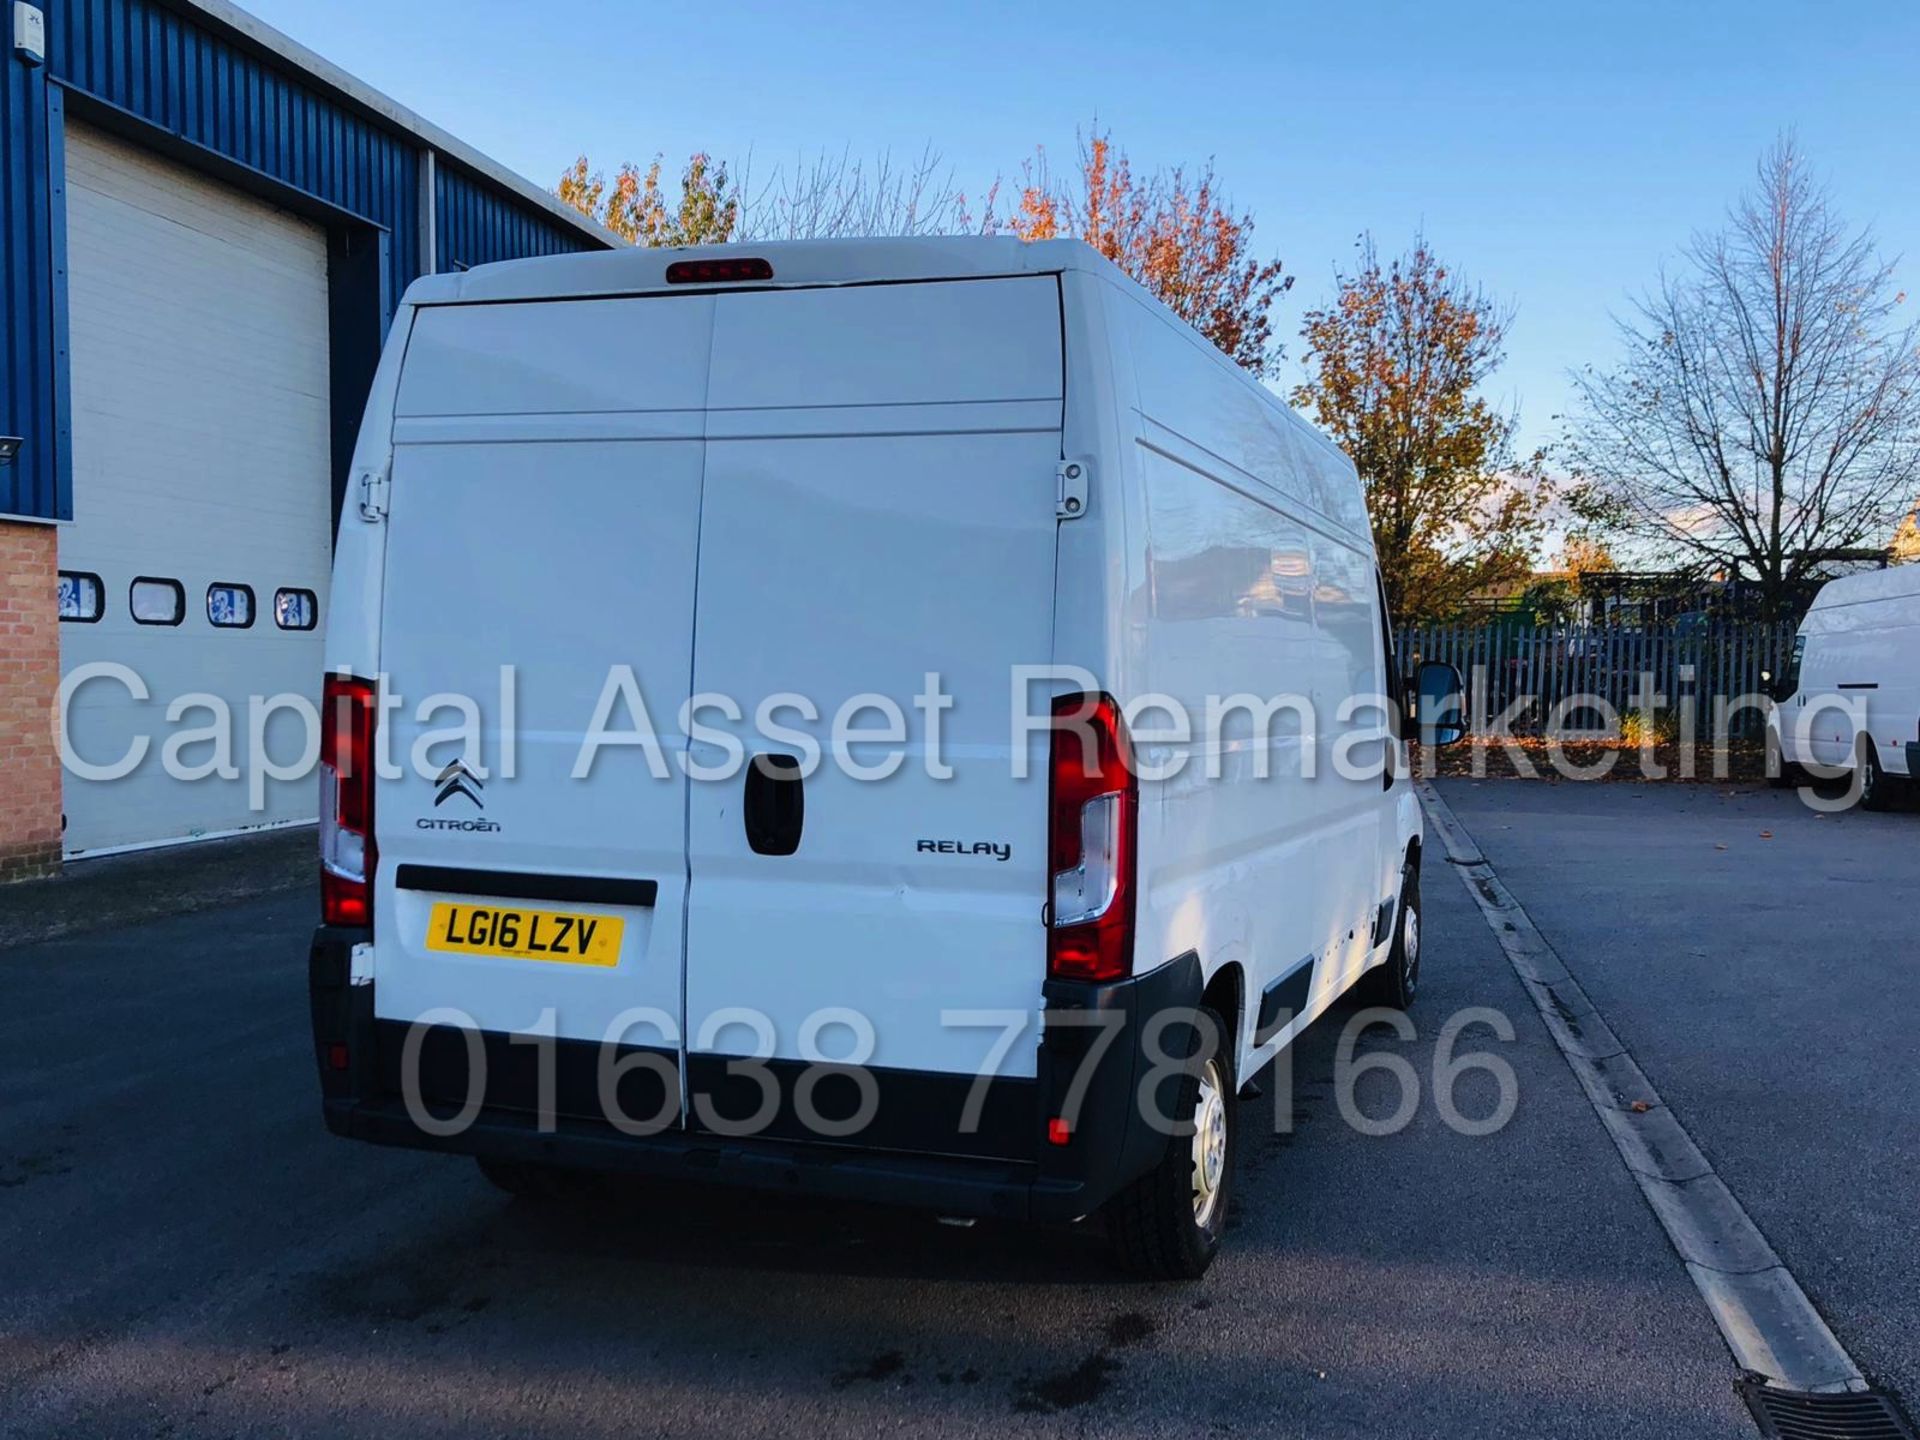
<box><xmin>1199</xmin><ymin>959</ymin><xmax>1246</xmax><ymax>1080</ymax></box>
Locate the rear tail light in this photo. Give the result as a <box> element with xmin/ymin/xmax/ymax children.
<box><xmin>1047</xmin><ymin>693</ymin><xmax>1137</xmax><ymax>982</ymax></box>
<box><xmin>320</xmin><ymin>675</ymin><xmax>377</xmax><ymax>927</ymax></box>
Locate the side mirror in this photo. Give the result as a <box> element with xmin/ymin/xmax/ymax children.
<box><xmin>1415</xmin><ymin>661</ymin><xmax>1467</xmax><ymax>746</ymax></box>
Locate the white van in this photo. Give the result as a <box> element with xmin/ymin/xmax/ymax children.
<box><xmin>308</xmin><ymin>238</ymin><xmax>1462</xmax><ymax>1277</ymax></box>
<box><xmin>1766</xmin><ymin>565</ymin><xmax>1920</xmax><ymax>808</ymax></box>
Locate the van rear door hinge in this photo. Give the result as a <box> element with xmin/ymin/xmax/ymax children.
<box><xmin>1056</xmin><ymin>458</ymin><xmax>1090</xmax><ymax>519</ymax></box>
<box><xmin>356</xmin><ymin>464</ymin><xmax>390</xmax><ymax>523</ymax></box>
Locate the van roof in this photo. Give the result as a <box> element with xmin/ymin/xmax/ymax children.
<box><xmin>404</xmin><ymin>236</ymin><xmax>1131</xmax><ymax>306</ymax></box>
<box><xmin>1807</xmin><ymin>564</ymin><xmax>1920</xmax><ymax>611</ymax></box>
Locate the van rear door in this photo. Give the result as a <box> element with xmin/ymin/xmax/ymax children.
<box><xmin>683</xmin><ymin>278</ymin><xmax>1063</xmax><ymax>1156</ymax></box>
<box><xmin>371</xmin><ymin>295</ymin><xmax>713</xmax><ymax>1118</ymax></box>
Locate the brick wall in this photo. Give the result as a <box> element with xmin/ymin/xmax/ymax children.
<box><xmin>0</xmin><ymin>519</ymin><xmax>62</xmax><ymax>881</ymax></box>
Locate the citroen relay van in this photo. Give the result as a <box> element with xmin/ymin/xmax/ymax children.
<box><xmin>1767</xmin><ymin>565</ymin><xmax>1920</xmax><ymax>809</ymax></box>
<box><xmin>308</xmin><ymin>238</ymin><xmax>1459</xmax><ymax>1277</ymax></box>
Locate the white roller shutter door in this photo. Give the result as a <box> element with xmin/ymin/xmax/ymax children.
<box><xmin>60</xmin><ymin>120</ymin><xmax>333</xmax><ymax>856</ymax></box>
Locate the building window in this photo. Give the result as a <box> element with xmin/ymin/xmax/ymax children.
<box><xmin>130</xmin><ymin>577</ymin><xmax>185</xmax><ymax>626</ymax></box>
<box><xmin>274</xmin><ymin>587</ymin><xmax>318</xmax><ymax>631</ymax></box>
<box><xmin>58</xmin><ymin>571</ymin><xmax>104</xmax><ymax>623</ymax></box>
<box><xmin>207</xmin><ymin>582</ymin><xmax>255</xmax><ymax>628</ymax></box>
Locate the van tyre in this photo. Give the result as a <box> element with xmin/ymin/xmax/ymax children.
<box><xmin>1765</xmin><ymin>729</ymin><xmax>1795</xmax><ymax>789</ymax></box>
<box><xmin>1360</xmin><ymin>861</ymin><xmax>1421</xmax><ymax>1010</ymax></box>
<box><xmin>1858</xmin><ymin>739</ymin><xmax>1893</xmax><ymax>812</ymax></box>
<box><xmin>1107</xmin><ymin>1004</ymin><xmax>1235</xmax><ymax>1281</ymax></box>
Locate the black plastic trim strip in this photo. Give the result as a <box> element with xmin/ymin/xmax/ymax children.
<box><xmin>1837</xmin><ymin>682</ymin><xmax>1879</xmax><ymax>690</ymax></box>
<box><xmin>393</xmin><ymin>864</ymin><xmax>657</xmax><ymax>908</ymax></box>
<box><xmin>1257</xmin><ymin>956</ymin><xmax>1316</xmax><ymax>1043</ymax></box>
<box><xmin>682</xmin><ymin>1052</ymin><xmax>1035</xmax><ymax>1162</ymax></box>
<box><xmin>332</xmin><ymin>1092</ymin><xmax>1042</xmax><ymax>1222</ymax></box>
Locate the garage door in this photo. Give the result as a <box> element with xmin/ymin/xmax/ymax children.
<box><xmin>59</xmin><ymin>121</ymin><xmax>333</xmax><ymax>856</ymax></box>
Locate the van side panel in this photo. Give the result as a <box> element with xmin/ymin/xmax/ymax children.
<box><xmin>1109</xmin><ymin>285</ymin><xmax>1398</xmax><ymax>1071</ymax></box>
<box><xmin>1117</xmin><ymin>288</ymin><xmax>1370</xmax><ymax>543</ymax></box>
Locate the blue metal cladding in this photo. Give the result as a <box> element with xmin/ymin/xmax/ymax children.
<box><xmin>435</xmin><ymin>160</ymin><xmax>589</xmax><ymax>274</ymax></box>
<box><xmin>1</xmin><ymin>43</ymin><xmax>64</xmax><ymax>519</ymax></box>
<box><xmin>47</xmin><ymin>0</ymin><xmax>423</xmax><ymax>323</ymax></box>
<box><xmin>0</xmin><ymin>0</ymin><xmax>607</xmax><ymax>522</ymax></box>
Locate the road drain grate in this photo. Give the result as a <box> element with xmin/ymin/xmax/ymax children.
<box><xmin>1739</xmin><ymin>1381</ymin><xmax>1917</xmax><ymax>1440</ymax></box>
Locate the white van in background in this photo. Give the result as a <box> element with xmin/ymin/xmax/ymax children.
<box><xmin>1767</xmin><ymin>565</ymin><xmax>1920</xmax><ymax>809</ymax></box>
<box><xmin>308</xmin><ymin>237</ymin><xmax>1463</xmax><ymax>1277</ymax></box>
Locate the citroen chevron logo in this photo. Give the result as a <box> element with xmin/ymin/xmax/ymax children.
<box><xmin>434</xmin><ymin>760</ymin><xmax>485</xmax><ymax>809</ymax></box>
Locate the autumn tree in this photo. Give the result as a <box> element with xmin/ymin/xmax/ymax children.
<box><xmin>1894</xmin><ymin>507</ymin><xmax>1920</xmax><ymax>564</ymax></box>
<box><xmin>557</xmin><ymin>153</ymin><xmax>738</xmax><ymax>246</ymax></box>
<box><xmin>1518</xmin><ymin>535</ymin><xmax>1617</xmax><ymax>625</ymax></box>
<box><xmin>1565</xmin><ymin>138</ymin><xmax>1920</xmax><ymax>617</ymax></box>
<box><xmin>1009</xmin><ymin>127</ymin><xmax>1290</xmax><ymax>376</ymax></box>
<box><xmin>1293</xmin><ymin>236</ymin><xmax>1547</xmax><ymax>622</ymax></box>
<box><xmin>1556</xmin><ymin>534</ymin><xmax>1616</xmax><ymax>576</ymax></box>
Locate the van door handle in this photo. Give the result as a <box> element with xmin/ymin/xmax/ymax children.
<box><xmin>743</xmin><ymin>754</ymin><xmax>804</xmax><ymax>856</ymax></box>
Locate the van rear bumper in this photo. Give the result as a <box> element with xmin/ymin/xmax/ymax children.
<box><xmin>329</xmin><ymin>1093</ymin><xmax>1050</xmax><ymax>1220</ymax></box>
<box><xmin>309</xmin><ymin>927</ymin><xmax>1203</xmax><ymax>1225</ymax></box>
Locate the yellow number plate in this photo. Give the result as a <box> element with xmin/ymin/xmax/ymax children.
<box><xmin>425</xmin><ymin>902</ymin><xmax>624</xmax><ymax>967</ymax></box>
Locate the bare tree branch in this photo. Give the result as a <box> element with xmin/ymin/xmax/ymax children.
<box><xmin>734</xmin><ymin>144</ymin><xmax>995</xmax><ymax>241</ymax></box>
<box><xmin>1565</xmin><ymin>137</ymin><xmax>1920</xmax><ymax>616</ymax></box>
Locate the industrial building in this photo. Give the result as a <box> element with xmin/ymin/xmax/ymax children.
<box><xmin>0</xmin><ymin>0</ymin><xmax>618</xmax><ymax>875</ymax></box>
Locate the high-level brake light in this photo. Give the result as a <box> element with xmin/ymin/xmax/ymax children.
<box><xmin>664</xmin><ymin>257</ymin><xmax>774</xmax><ymax>285</ymax></box>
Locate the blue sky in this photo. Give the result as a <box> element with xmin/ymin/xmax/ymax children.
<box><xmin>245</xmin><ymin>0</ymin><xmax>1920</xmax><ymax>460</ymax></box>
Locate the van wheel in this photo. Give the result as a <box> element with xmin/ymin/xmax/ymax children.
<box><xmin>476</xmin><ymin>1156</ymin><xmax>574</xmax><ymax>1201</ymax></box>
<box><xmin>1107</xmin><ymin>1004</ymin><xmax>1234</xmax><ymax>1281</ymax></box>
<box><xmin>1765</xmin><ymin>729</ymin><xmax>1795</xmax><ymax>789</ymax></box>
<box><xmin>1858</xmin><ymin>739</ymin><xmax>1893</xmax><ymax>812</ymax></box>
<box><xmin>1360</xmin><ymin>862</ymin><xmax>1421</xmax><ymax>1010</ymax></box>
